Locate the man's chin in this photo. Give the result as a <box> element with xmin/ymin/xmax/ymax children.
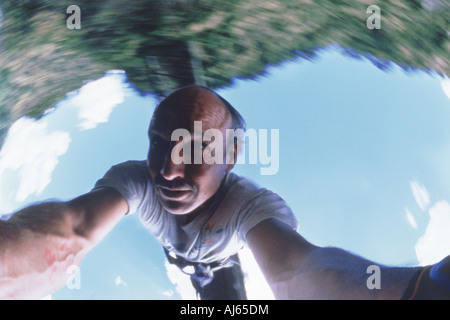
<box><xmin>160</xmin><ymin>199</ymin><xmax>195</xmax><ymax>215</ymax></box>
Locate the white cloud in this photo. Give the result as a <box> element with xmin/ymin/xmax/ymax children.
<box><xmin>404</xmin><ymin>208</ymin><xmax>418</xmax><ymax>229</ymax></box>
<box><xmin>114</xmin><ymin>276</ymin><xmax>127</xmax><ymax>287</ymax></box>
<box><xmin>410</xmin><ymin>181</ymin><xmax>430</xmax><ymax>211</ymax></box>
<box><xmin>71</xmin><ymin>75</ymin><xmax>126</xmax><ymax>131</ymax></box>
<box><xmin>415</xmin><ymin>200</ymin><xmax>450</xmax><ymax>266</ymax></box>
<box><xmin>164</xmin><ymin>260</ymin><xmax>197</xmax><ymax>300</ymax></box>
<box><xmin>0</xmin><ymin>117</ymin><xmax>70</xmax><ymax>204</ymax></box>
<box><xmin>442</xmin><ymin>77</ymin><xmax>450</xmax><ymax>100</ymax></box>
<box><xmin>162</xmin><ymin>290</ymin><xmax>175</xmax><ymax>298</ymax></box>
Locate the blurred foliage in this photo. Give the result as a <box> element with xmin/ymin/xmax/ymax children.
<box><xmin>0</xmin><ymin>0</ymin><xmax>449</xmax><ymax>146</ymax></box>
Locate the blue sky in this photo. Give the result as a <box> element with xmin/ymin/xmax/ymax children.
<box><xmin>1</xmin><ymin>47</ymin><xmax>450</xmax><ymax>299</ymax></box>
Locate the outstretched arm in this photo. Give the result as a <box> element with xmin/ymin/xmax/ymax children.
<box><xmin>246</xmin><ymin>218</ymin><xmax>419</xmax><ymax>299</ymax></box>
<box><xmin>0</xmin><ymin>187</ymin><xmax>128</xmax><ymax>299</ymax></box>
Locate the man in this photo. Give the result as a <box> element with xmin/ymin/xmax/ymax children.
<box><xmin>0</xmin><ymin>85</ymin><xmax>449</xmax><ymax>300</ymax></box>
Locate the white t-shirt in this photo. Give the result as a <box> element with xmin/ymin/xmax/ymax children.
<box><xmin>94</xmin><ymin>160</ymin><xmax>298</xmax><ymax>264</ymax></box>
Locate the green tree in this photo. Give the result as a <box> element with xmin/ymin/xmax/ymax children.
<box><xmin>0</xmin><ymin>0</ymin><xmax>448</xmax><ymax>148</ymax></box>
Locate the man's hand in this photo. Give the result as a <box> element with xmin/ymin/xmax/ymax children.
<box><xmin>0</xmin><ymin>187</ymin><xmax>128</xmax><ymax>299</ymax></box>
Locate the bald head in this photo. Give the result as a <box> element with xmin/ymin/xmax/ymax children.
<box><xmin>150</xmin><ymin>86</ymin><xmax>232</xmax><ymax>134</ymax></box>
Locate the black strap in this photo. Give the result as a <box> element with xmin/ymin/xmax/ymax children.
<box><xmin>163</xmin><ymin>247</ymin><xmax>233</xmax><ymax>273</ymax></box>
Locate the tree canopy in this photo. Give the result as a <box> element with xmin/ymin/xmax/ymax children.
<box><xmin>0</xmin><ymin>0</ymin><xmax>449</xmax><ymax>145</ymax></box>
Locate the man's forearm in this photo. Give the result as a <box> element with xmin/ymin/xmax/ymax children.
<box><xmin>0</xmin><ymin>219</ymin><xmax>22</xmax><ymax>278</ymax></box>
<box><xmin>247</xmin><ymin>219</ymin><xmax>421</xmax><ymax>300</ymax></box>
<box><xmin>0</xmin><ymin>204</ymin><xmax>90</xmax><ymax>299</ymax></box>
<box><xmin>271</xmin><ymin>246</ymin><xmax>419</xmax><ymax>300</ymax></box>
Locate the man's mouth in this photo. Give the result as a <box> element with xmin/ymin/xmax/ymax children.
<box><xmin>157</xmin><ymin>186</ymin><xmax>192</xmax><ymax>200</ymax></box>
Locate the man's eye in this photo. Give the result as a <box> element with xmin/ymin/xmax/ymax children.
<box><xmin>151</xmin><ymin>138</ymin><xmax>166</xmax><ymax>148</ymax></box>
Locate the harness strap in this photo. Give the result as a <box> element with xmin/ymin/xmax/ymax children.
<box><xmin>163</xmin><ymin>247</ymin><xmax>235</xmax><ymax>275</ymax></box>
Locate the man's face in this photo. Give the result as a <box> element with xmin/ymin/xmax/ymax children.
<box><xmin>147</xmin><ymin>87</ymin><xmax>233</xmax><ymax>215</ymax></box>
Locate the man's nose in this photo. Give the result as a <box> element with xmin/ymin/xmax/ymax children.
<box><xmin>160</xmin><ymin>150</ymin><xmax>185</xmax><ymax>181</ymax></box>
